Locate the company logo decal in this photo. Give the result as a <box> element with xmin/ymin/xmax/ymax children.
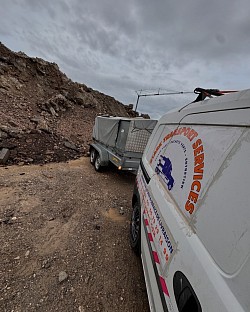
<box><xmin>155</xmin><ymin>156</ymin><xmax>174</xmax><ymax>190</ymax></box>
<box><xmin>150</xmin><ymin>127</ymin><xmax>205</xmax><ymax>215</ymax></box>
<box><xmin>150</xmin><ymin>127</ymin><xmax>198</xmax><ymax>164</ymax></box>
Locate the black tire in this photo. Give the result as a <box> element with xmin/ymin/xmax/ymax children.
<box><xmin>90</xmin><ymin>148</ymin><xmax>96</xmax><ymax>165</ymax></box>
<box><xmin>130</xmin><ymin>201</ymin><xmax>141</xmax><ymax>255</ymax></box>
<box><xmin>94</xmin><ymin>153</ymin><xmax>102</xmax><ymax>172</ymax></box>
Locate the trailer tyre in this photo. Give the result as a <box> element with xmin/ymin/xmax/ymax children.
<box><xmin>90</xmin><ymin>148</ymin><xmax>96</xmax><ymax>165</ymax></box>
<box><xmin>94</xmin><ymin>153</ymin><xmax>102</xmax><ymax>172</ymax></box>
<box><xmin>130</xmin><ymin>201</ymin><xmax>141</xmax><ymax>255</ymax></box>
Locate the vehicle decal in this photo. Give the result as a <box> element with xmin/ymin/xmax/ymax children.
<box><xmin>142</xmin><ymin>207</ymin><xmax>175</xmax><ymax>312</ymax></box>
<box><xmin>143</xmin><ymin>216</ymin><xmax>169</xmax><ymax>295</ymax></box>
<box><xmin>143</xmin><ymin>215</ymin><xmax>170</xmax><ymax>312</ymax></box>
<box><xmin>160</xmin><ymin>276</ymin><xmax>169</xmax><ymax>297</ymax></box>
<box><xmin>149</xmin><ymin>126</ymin><xmax>205</xmax><ymax>216</ymax></box>
<box><xmin>155</xmin><ymin>156</ymin><xmax>174</xmax><ymax>191</ymax></box>
<box><xmin>137</xmin><ymin>173</ymin><xmax>176</xmax><ymax>311</ymax></box>
<box><xmin>139</xmin><ymin>175</ymin><xmax>174</xmax><ymax>257</ymax></box>
<box><xmin>185</xmin><ymin>138</ymin><xmax>204</xmax><ymax>214</ymax></box>
<box><xmin>150</xmin><ymin>126</ymin><xmax>198</xmax><ymax>164</ymax></box>
<box><xmin>148</xmin><ymin>232</ymin><xmax>153</xmax><ymax>242</ymax></box>
<box><xmin>153</xmin><ymin>250</ymin><xmax>160</xmax><ymax>264</ymax></box>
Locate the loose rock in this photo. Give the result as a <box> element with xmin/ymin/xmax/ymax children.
<box><xmin>58</xmin><ymin>271</ymin><xmax>68</xmax><ymax>283</ymax></box>
<box><xmin>63</xmin><ymin>141</ymin><xmax>78</xmax><ymax>152</ymax></box>
<box><xmin>0</xmin><ymin>148</ymin><xmax>10</xmax><ymax>164</ymax></box>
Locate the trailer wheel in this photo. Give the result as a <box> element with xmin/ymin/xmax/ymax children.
<box><xmin>90</xmin><ymin>148</ymin><xmax>96</xmax><ymax>165</ymax></box>
<box><xmin>94</xmin><ymin>153</ymin><xmax>102</xmax><ymax>172</ymax></box>
<box><xmin>130</xmin><ymin>201</ymin><xmax>141</xmax><ymax>255</ymax></box>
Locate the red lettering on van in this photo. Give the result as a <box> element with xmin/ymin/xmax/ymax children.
<box><xmin>191</xmin><ymin>180</ymin><xmax>201</xmax><ymax>192</ymax></box>
<box><xmin>192</xmin><ymin>138</ymin><xmax>202</xmax><ymax>150</ymax></box>
<box><xmin>150</xmin><ymin>141</ymin><xmax>163</xmax><ymax>164</ymax></box>
<box><xmin>185</xmin><ymin>200</ymin><xmax>194</xmax><ymax>214</ymax></box>
<box><xmin>187</xmin><ymin>129</ymin><xmax>198</xmax><ymax>142</ymax></box>
<box><xmin>151</xmin><ymin>127</ymin><xmax>197</xmax><ymax>163</ymax></box>
<box><xmin>185</xmin><ymin>138</ymin><xmax>205</xmax><ymax>215</ymax></box>
<box><xmin>194</xmin><ymin>144</ymin><xmax>203</xmax><ymax>156</ymax></box>
<box><xmin>195</xmin><ymin>153</ymin><xmax>204</xmax><ymax>166</ymax></box>
<box><xmin>188</xmin><ymin>191</ymin><xmax>199</xmax><ymax>203</ymax></box>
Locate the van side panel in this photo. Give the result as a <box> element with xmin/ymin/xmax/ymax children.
<box><xmin>195</xmin><ymin>129</ymin><xmax>250</xmax><ymax>310</ymax></box>
<box><xmin>137</xmin><ymin>92</ymin><xmax>250</xmax><ymax>312</ymax></box>
<box><xmin>139</xmin><ymin>121</ymin><xmax>247</xmax><ymax>311</ymax></box>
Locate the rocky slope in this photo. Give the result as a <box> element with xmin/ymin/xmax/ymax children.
<box><xmin>0</xmin><ymin>43</ymin><xmax>142</xmax><ymax>165</ymax></box>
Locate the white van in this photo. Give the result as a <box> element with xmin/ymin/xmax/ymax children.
<box><xmin>130</xmin><ymin>89</ymin><xmax>250</xmax><ymax>312</ymax></box>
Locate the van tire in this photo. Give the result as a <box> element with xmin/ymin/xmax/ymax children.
<box><xmin>130</xmin><ymin>201</ymin><xmax>141</xmax><ymax>255</ymax></box>
<box><xmin>90</xmin><ymin>148</ymin><xmax>96</xmax><ymax>165</ymax></box>
<box><xmin>94</xmin><ymin>153</ymin><xmax>102</xmax><ymax>172</ymax></box>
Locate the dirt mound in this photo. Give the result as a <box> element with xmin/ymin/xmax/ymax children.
<box><xmin>0</xmin><ymin>43</ymin><xmax>142</xmax><ymax>165</ymax></box>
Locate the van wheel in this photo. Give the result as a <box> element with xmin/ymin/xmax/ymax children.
<box><xmin>90</xmin><ymin>148</ymin><xmax>96</xmax><ymax>165</ymax></box>
<box><xmin>130</xmin><ymin>201</ymin><xmax>141</xmax><ymax>255</ymax></box>
<box><xmin>94</xmin><ymin>153</ymin><xmax>102</xmax><ymax>172</ymax></box>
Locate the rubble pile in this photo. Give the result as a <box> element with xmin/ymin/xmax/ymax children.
<box><xmin>0</xmin><ymin>43</ymin><xmax>140</xmax><ymax>165</ymax></box>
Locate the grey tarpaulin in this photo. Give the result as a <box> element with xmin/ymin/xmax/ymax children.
<box><xmin>93</xmin><ymin>116</ymin><xmax>157</xmax><ymax>153</ymax></box>
<box><xmin>92</xmin><ymin>116</ymin><xmax>120</xmax><ymax>147</ymax></box>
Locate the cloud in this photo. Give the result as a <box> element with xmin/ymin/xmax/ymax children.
<box><xmin>1</xmin><ymin>0</ymin><xmax>250</xmax><ymax>118</ymax></box>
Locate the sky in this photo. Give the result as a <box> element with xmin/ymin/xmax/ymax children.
<box><xmin>1</xmin><ymin>0</ymin><xmax>250</xmax><ymax>119</ymax></box>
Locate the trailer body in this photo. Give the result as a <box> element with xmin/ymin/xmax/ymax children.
<box><xmin>90</xmin><ymin>116</ymin><xmax>157</xmax><ymax>172</ymax></box>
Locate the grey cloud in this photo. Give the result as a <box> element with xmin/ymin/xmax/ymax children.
<box><xmin>131</xmin><ymin>0</ymin><xmax>250</xmax><ymax>63</ymax></box>
<box><xmin>1</xmin><ymin>0</ymin><xmax>250</xmax><ymax>118</ymax></box>
<box><xmin>15</xmin><ymin>0</ymin><xmax>56</xmax><ymax>18</ymax></box>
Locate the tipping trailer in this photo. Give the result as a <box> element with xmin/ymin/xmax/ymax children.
<box><xmin>89</xmin><ymin>116</ymin><xmax>157</xmax><ymax>173</ymax></box>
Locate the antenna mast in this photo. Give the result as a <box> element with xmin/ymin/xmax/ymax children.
<box><xmin>134</xmin><ymin>89</ymin><xmax>193</xmax><ymax>113</ymax></box>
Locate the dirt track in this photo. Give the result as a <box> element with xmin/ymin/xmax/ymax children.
<box><xmin>0</xmin><ymin>158</ymin><xmax>149</xmax><ymax>312</ymax></box>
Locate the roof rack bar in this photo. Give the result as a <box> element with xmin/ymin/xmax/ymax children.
<box><xmin>193</xmin><ymin>88</ymin><xmax>238</xmax><ymax>103</ymax></box>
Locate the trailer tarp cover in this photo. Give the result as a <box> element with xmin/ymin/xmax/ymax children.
<box><xmin>92</xmin><ymin>117</ymin><xmax>120</xmax><ymax>147</ymax></box>
<box><xmin>93</xmin><ymin>116</ymin><xmax>157</xmax><ymax>152</ymax></box>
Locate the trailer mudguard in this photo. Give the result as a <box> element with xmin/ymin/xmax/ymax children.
<box><xmin>90</xmin><ymin>143</ymin><xmax>109</xmax><ymax>166</ymax></box>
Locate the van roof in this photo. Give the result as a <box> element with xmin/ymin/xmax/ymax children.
<box><xmin>97</xmin><ymin>116</ymin><xmax>157</xmax><ymax>122</ymax></box>
<box><xmin>182</xmin><ymin>88</ymin><xmax>250</xmax><ymax>111</ymax></box>
<box><xmin>159</xmin><ymin>88</ymin><xmax>250</xmax><ymax>125</ymax></box>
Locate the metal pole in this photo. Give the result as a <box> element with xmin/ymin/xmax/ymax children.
<box><xmin>135</xmin><ymin>94</ymin><xmax>140</xmax><ymax>113</ymax></box>
<box><xmin>134</xmin><ymin>90</ymin><xmax>193</xmax><ymax>114</ymax></box>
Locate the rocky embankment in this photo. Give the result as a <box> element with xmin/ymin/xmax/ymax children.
<box><xmin>0</xmin><ymin>43</ymin><xmax>146</xmax><ymax>165</ymax></box>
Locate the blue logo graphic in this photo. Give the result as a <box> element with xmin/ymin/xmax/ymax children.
<box><xmin>155</xmin><ymin>155</ymin><xmax>174</xmax><ymax>190</ymax></box>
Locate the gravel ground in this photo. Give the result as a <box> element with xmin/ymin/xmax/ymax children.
<box><xmin>0</xmin><ymin>157</ymin><xmax>149</xmax><ymax>312</ymax></box>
